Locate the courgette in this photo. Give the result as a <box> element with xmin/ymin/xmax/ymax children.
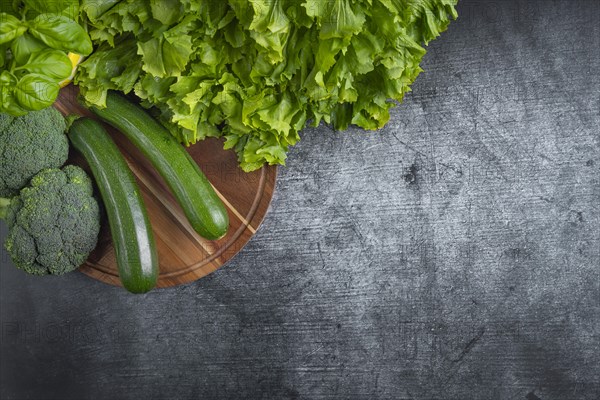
<box><xmin>68</xmin><ymin>118</ymin><xmax>158</xmax><ymax>293</ymax></box>
<box><xmin>90</xmin><ymin>92</ymin><xmax>229</xmax><ymax>240</ymax></box>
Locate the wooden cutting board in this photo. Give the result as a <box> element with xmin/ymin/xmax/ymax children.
<box><xmin>54</xmin><ymin>87</ymin><xmax>276</xmax><ymax>288</ymax></box>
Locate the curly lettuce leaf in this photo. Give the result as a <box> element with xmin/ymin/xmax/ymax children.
<box><xmin>77</xmin><ymin>0</ymin><xmax>458</xmax><ymax>171</ymax></box>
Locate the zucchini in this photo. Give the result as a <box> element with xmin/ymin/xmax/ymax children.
<box><xmin>68</xmin><ymin>118</ymin><xmax>158</xmax><ymax>294</ymax></box>
<box><xmin>90</xmin><ymin>92</ymin><xmax>229</xmax><ymax>240</ymax></box>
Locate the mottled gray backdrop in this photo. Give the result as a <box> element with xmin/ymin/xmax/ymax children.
<box><xmin>1</xmin><ymin>0</ymin><xmax>599</xmax><ymax>399</ymax></box>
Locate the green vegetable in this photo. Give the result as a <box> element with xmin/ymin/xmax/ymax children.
<box><xmin>68</xmin><ymin>117</ymin><xmax>158</xmax><ymax>293</ymax></box>
<box><xmin>11</xmin><ymin>34</ymin><xmax>49</xmax><ymax>65</ymax></box>
<box><xmin>0</xmin><ymin>165</ymin><xmax>101</xmax><ymax>275</ymax></box>
<box><xmin>28</xmin><ymin>14</ymin><xmax>93</xmax><ymax>55</ymax></box>
<box><xmin>14</xmin><ymin>49</ymin><xmax>73</xmax><ymax>80</ymax></box>
<box><xmin>23</xmin><ymin>0</ymin><xmax>79</xmax><ymax>18</ymax></box>
<box><xmin>0</xmin><ymin>13</ymin><xmax>27</xmax><ymax>44</ymax></box>
<box><xmin>14</xmin><ymin>73</ymin><xmax>60</xmax><ymax>110</ymax></box>
<box><xmin>0</xmin><ymin>107</ymin><xmax>69</xmax><ymax>197</ymax></box>
<box><xmin>90</xmin><ymin>91</ymin><xmax>229</xmax><ymax>240</ymax></box>
<box><xmin>77</xmin><ymin>0</ymin><xmax>458</xmax><ymax>171</ymax></box>
<box><xmin>0</xmin><ymin>2</ymin><xmax>93</xmax><ymax>116</ymax></box>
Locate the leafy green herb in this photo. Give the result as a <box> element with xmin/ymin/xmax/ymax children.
<box><xmin>24</xmin><ymin>0</ymin><xmax>79</xmax><ymax>18</ymax></box>
<box><xmin>0</xmin><ymin>2</ymin><xmax>92</xmax><ymax>115</ymax></box>
<box><xmin>0</xmin><ymin>70</ymin><xmax>27</xmax><ymax>116</ymax></box>
<box><xmin>14</xmin><ymin>73</ymin><xmax>59</xmax><ymax>110</ymax></box>
<box><xmin>0</xmin><ymin>13</ymin><xmax>27</xmax><ymax>44</ymax></box>
<box><xmin>14</xmin><ymin>49</ymin><xmax>72</xmax><ymax>79</ymax></box>
<box><xmin>28</xmin><ymin>13</ymin><xmax>92</xmax><ymax>55</ymax></box>
<box><xmin>11</xmin><ymin>33</ymin><xmax>46</xmax><ymax>65</ymax></box>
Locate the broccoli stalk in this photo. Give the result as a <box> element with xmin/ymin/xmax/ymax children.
<box><xmin>0</xmin><ymin>166</ymin><xmax>101</xmax><ymax>275</ymax></box>
<box><xmin>0</xmin><ymin>197</ymin><xmax>10</xmax><ymax>220</ymax></box>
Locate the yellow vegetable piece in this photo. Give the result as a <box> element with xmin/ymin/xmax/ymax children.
<box><xmin>59</xmin><ymin>53</ymin><xmax>84</xmax><ymax>88</ymax></box>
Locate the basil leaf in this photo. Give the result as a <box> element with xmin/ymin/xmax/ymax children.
<box><xmin>0</xmin><ymin>69</ymin><xmax>15</xmax><ymax>85</ymax></box>
<box><xmin>14</xmin><ymin>73</ymin><xmax>59</xmax><ymax>110</ymax></box>
<box><xmin>0</xmin><ymin>1</ymin><xmax>18</xmax><ymax>17</ymax></box>
<box><xmin>24</xmin><ymin>0</ymin><xmax>79</xmax><ymax>19</ymax></box>
<box><xmin>1</xmin><ymin>88</ymin><xmax>28</xmax><ymax>116</ymax></box>
<box><xmin>15</xmin><ymin>49</ymin><xmax>72</xmax><ymax>80</ymax></box>
<box><xmin>0</xmin><ymin>71</ymin><xmax>27</xmax><ymax>116</ymax></box>
<box><xmin>11</xmin><ymin>34</ymin><xmax>48</xmax><ymax>65</ymax></box>
<box><xmin>0</xmin><ymin>13</ymin><xmax>27</xmax><ymax>44</ymax></box>
<box><xmin>28</xmin><ymin>13</ymin><xmax>93</xmax><ymax>55</ymax></box>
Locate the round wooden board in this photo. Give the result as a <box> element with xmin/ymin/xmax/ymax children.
<box><xmin>54</xmin><ymin>87</ymin><xmax>277</xmax><ymax>288</ymax></box>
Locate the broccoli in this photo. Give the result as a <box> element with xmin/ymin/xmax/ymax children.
<box><xmin>0</xmin><ymin>108</ymin><xmax>69</xmax><ymax>198</ymax></box>
<box><xmin>0</xmin><ymin>166</ymin><xmax>101</xmax><ymax>275</ymax></box>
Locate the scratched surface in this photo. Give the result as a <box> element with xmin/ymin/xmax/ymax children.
<box><xmin>1</xmin><ymin>1</ymin><xmax>599</xmax><ymax>399</ymax></box>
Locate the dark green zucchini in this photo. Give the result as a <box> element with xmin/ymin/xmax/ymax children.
<box><xmin>68</xmin><ymin>117</ymin><xmax>158</xmax><ymax>293</ymax></box>
<box><xmin>90</xmin><ymin>92</ymin><xmax>229</xmax><ymax>240</ymax></box>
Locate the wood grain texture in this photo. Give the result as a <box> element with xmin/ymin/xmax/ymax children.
<box><xmin>53</xmin><ymin>88</ymin><xmax>277</xmax><ymax>288</ymax></box>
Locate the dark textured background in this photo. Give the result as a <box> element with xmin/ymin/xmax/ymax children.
<box><xmin>1</xmin><ymin>1</ymin><xmax>599</xmax><ymax>399</ymax></box>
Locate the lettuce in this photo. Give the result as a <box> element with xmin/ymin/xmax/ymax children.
<box><xmin>76</xmin><ymin>0</ymin><xmax>457</xmax><ymax>171</ymax></box>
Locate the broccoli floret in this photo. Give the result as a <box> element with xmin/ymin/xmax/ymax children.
<box><xmin>0</xmin><ymin>166</ymin><xmax>101</xmax><ymax>275</ymax></box>
<box><xmin>0</xmin><ymin>108</ymin><xmax>69</xmax><ymax>197</ymax></box>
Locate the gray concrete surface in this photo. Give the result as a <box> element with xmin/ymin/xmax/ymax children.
<box><xmin>1</xmin><ymin>1</ymin><xmax>599</xmax><ymax>399</ymax></box>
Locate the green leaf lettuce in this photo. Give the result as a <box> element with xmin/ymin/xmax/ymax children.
<box><xmin>77</xmin><ymin>0</ymin><xmax>458</xmax><ymax>171</ymax></box>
